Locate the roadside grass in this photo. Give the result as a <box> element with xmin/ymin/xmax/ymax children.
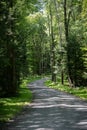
<box><xmin>0</xmin><ymin>75</ymin><xmax>42</xmax><ymax>122</ymax></box>
<box><xmin>45</xmin><ymin>79</ymin><xmax>87</xmax><ymax>100</ymax></box>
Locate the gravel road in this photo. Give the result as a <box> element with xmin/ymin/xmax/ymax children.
<box><xmin>2</xmin><ymin>78</ymin><xmax>87</xmax><ymax>130</ymax></box>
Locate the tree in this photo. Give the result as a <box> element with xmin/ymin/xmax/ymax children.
<box><xmin>0</xmin><ymin>0</ymin><xmax>40</xmax><ymax>97</ymax></box>
<box><xmin>63</xmin><ymin>0</ymin><xmax>86</xmax><ymax>87</ymax></box>
<box><xmin>25</xmin><ymin>12</ymin><xmax>50</xmax><ymax>75</ymax></box>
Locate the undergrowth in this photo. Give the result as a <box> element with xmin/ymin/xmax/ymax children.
<box><xmin>45</xmin><ymin>80</ymin><xmax>87</xmax><ymax>100</ymax></box>
<box><xmin>0</xmin><ymin>75</ymin><xmax>42</xmax><ymax>122</ymax></box>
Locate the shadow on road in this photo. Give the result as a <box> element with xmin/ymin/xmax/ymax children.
<box><xmin>3</xmin><ymin>79</ymin><xmax>87</xmax><ymax>130</ymax></box>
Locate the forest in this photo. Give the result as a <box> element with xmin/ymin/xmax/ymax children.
<box><xmin>0</xmin><ymin>0</ymin><xmax>87</xmax><ymax>98</ymax></box>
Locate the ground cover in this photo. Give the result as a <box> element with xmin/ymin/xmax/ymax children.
<box><xmin>0</xmin><ymin>75</ymin><xmax>42</xmax><ymax>122</ymax></box>
<box><xmin>45</xmin><ymin>79</ymin><xmax>87</xmax><ymax>100</ymax></box>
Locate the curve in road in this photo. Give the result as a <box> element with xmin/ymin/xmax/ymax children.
<box><xmin>5</xmin><ymin>78</ymin><xmax>87</xmax><ymax>130</ymax></box>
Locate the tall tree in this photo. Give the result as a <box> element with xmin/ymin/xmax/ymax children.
<box><xmin>63</xmin><ymin>0</ymin><xmax>86</xmax><ymax>87</ymax></box>
<box><xmin>0</xmin><ymin>0</ymin><xmax>40</xmax><ymax>97</ymax></box>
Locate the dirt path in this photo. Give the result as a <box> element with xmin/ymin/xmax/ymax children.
<box><xmin>3</xmin><ymin>78</ymin><xmax>87</xmax><ymax>130</ymax></box>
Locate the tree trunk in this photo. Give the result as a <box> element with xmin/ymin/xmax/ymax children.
<box><xmin>54</xmin><ymin>0</ymin><xmax>64</xmax><ymax>84</ymax></box>
<box><xmin>63</xmin><ymin>0</ymin><xmax>73</xmax><ymax>87</ymax></box>
<box><xmin>49</xmin><ymin>2</ymin><xmax>56</xmax><ymax>82</ymax></box>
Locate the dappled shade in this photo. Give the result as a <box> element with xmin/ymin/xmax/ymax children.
<box><xmin>6</xmin><ymin>79</ymin><xmax>87</xmax><ymax>130</ymax></box>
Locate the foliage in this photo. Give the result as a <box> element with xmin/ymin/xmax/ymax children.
<box><xmin>46</xmin><ymin>80</ymin><xmax>87</xmax><ymax>100</ymax></box>
<box><xmin>25</xmin><ymin>12</ymin><xmax>50</xmax><ymax>75</ymax></box>
<box><xmin>0</xmin><ymin>0</ymin><xmax>87</xmax><ymax>98</ymax></box>
<box><xmin>63</xmin><ymin>0</ymin><xmax>87</xmax><ymax>87</ymax></box>
<box><xmin>0</xmin><ymin>0</ymin><xmax>41</xmax><ymax>97</ymax></box>
<box><xmin>67</xmin><ymin>33</ymin><xmax>85</xmax><ymax>86</ymax></box>
<box><xmin>0</xmin><ymin>75</ymin><xmax>43</xmax><ymax>122</ymax></box>
<box><xmin>0</xmin><ymin>80</ymin><xmax>32</xmax><ymax>122</ymax></box>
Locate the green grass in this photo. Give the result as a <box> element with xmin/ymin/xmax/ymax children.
<box><xmin>45</xmin><ymin>80</ymin><xmax>87</xmax><ymax>100</ymax></box>
<box><xmin>0</xmin><ymin>75</ymin><xmax>42</xmax><ymax>122</ymax></box>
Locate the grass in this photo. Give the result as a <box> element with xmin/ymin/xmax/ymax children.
<box><xmin>45</xmin><ymin>79</ymin><xmax>87</xmax><ymax>100</ymax></box>
<box><xmin>0</xmin><ymin>75</ymin><xmax>42</xmax><ymax>122</ymax></box>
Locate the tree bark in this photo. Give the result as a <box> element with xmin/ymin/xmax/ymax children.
<box><xmin>54</xmin><ymin>0</ymin><xmax>64</xmax><ymax>84</ymax></box>
<box><xmin>63</xmin><ymin>0</ymin><xmax>73</xmax><ymax>87</ymax></box>
<box><xmin>49</xmin><ymin>2</ymin><xmax>56</xmax><ymax>82</ymax></box>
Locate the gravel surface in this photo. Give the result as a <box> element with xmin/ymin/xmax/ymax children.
<box><xmin>2</xmin><ymin>78</ymin><xmax>87</xmax><ymax>130</ymax></box>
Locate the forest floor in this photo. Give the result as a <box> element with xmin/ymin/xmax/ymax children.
<box><xmin>1</xmin><ymin>78</ymin><xmax>87</xmax><ymax>130</ymax></box>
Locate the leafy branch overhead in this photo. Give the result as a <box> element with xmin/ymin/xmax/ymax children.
<box><xmin>0</xmin><ymin>0</ymin><xmax>87</xmax><ymax>97</ymax></box>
